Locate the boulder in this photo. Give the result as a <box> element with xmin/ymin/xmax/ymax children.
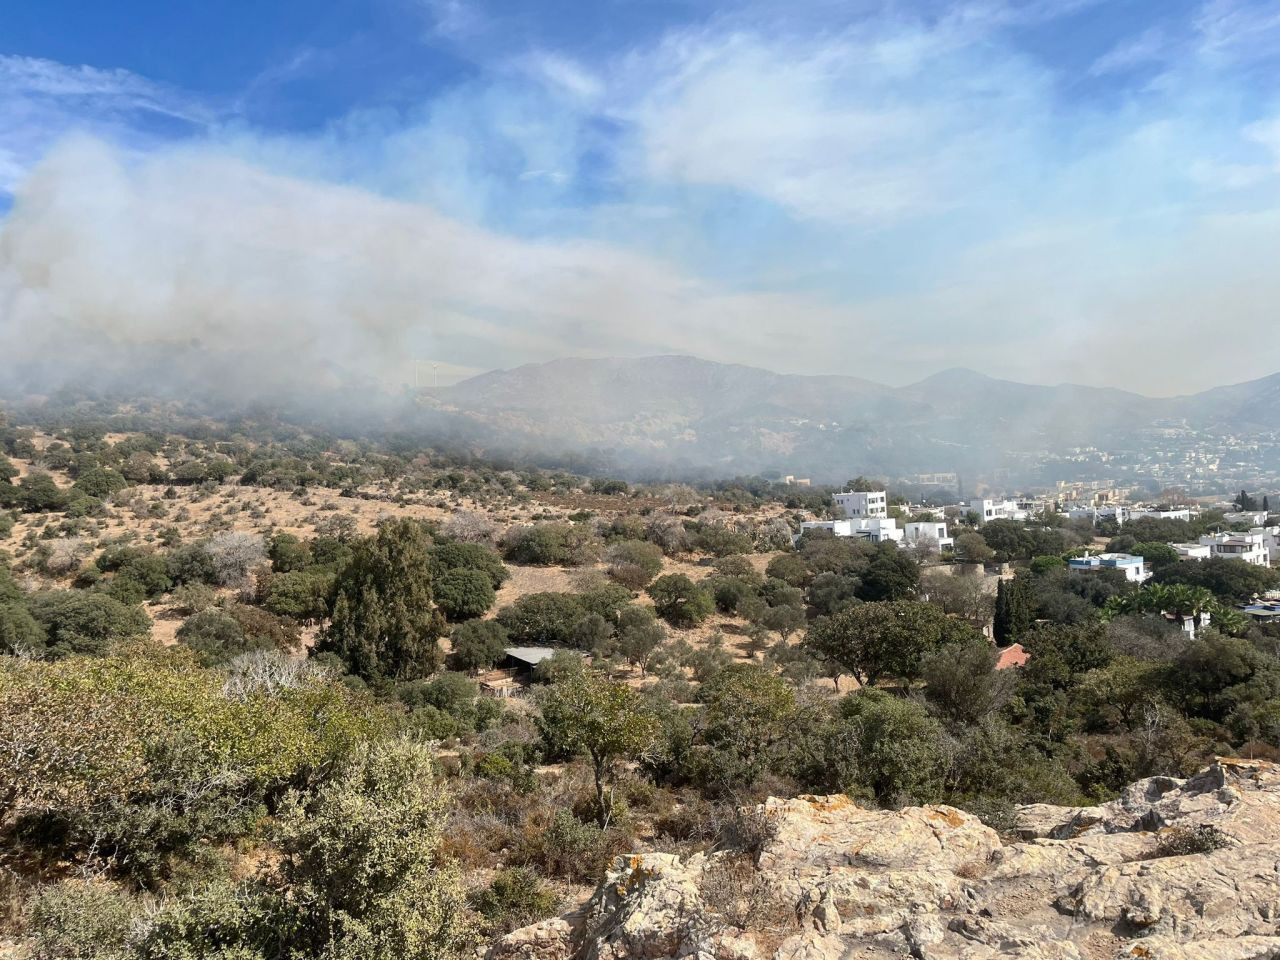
<box><xmin>491</xmin><ymin>760</ymin><xmax>1280</xmax><ymax>960</ymax></box>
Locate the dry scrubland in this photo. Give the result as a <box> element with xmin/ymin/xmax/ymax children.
<box><xmin>4</xmin><ymin>414</ymin><xmax>1280</xmax><ymax>960</ymax></box>
<box><xmin>0</xmin><ymin>428</ymin><xmax>800</xmax><ymax>673</ymax></box>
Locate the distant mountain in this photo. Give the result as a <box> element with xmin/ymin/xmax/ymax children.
<box><xmin>418</xmin><ymin>355</ymin><xmax>1280</xmax><ymax>482</ymax></box>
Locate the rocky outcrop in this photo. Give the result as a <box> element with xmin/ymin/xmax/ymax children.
<box><xmin>487</xmin><ymin>759</ymin><xmax>1280</xmax><ymax>960</ymax></box>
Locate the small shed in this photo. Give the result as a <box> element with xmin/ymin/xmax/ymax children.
<box><xmin>502</xmin><ymin>646</ymin><xmax>558</xmax><ymax>680</ymax></box>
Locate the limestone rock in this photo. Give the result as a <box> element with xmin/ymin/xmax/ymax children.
<box><xmin>493</xmin><ymin>760</ymin><xmax>1280</xmax><ymax>960</ymax></box>
<box><xmin>1067</xmin><ymin>841</ymin><xmax>1280</xmax><ymax>939</ymax></box>
<box><xmin>486</xmin><ymin>917</ymin><xmax>574</xmax><ymax>960</ymax></box>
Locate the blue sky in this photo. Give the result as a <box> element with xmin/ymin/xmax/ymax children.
<box><xmin>3</xmin><ymin>0</ymin><xmax>1280</xmax><ymax>394</ymax></box>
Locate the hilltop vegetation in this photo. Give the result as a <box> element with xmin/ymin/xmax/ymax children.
<box><xmin>1</xmin><ymin>403</ymin><xmax>1279</xmax><ymax>957</ymax></box>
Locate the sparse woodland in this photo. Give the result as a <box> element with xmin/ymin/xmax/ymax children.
<box><xmin>2</xmin><ymin>401</ymin><xmax>1280</xmax><ymax>958</ymax></box>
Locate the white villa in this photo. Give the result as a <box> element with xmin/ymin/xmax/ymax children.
<box><xmin>1068</xmin><ymin>552</ymin><xmax>1151</xmax><ymax>583</ymax></box>
<box><xmin>1172</xmin><ymin>542</ymin><xmax>1212</xmax><ymax>560</ymax></box>
<box><xmin>801</xmin><ymin>491</ymin><xmax>956</xmax><ymax>550</ymax></box>
<box><xmin>800</xmin><ymin>516</ymin><xmax>903</xmax><ymax>544</ymax></box>
<box><xmin>1065</xmin><ymin>504</ymin><xmax>1131</xmax><ymax>525</ymax></box>
<box><xmin>904</xmin><ymin>520</ymin><xmax>954</xmax><ymax>552</ymax></box>
<box><xmin>1198</xmin><ymin>529</ymin><xmax>1270</xmax><ymax>567</ymax></box>
<box><xmin>1131</xmin><ymin>505</ymin><xmax>1198</xmax><ymax>522</ymax></box>
<box><xmin>968</xmin><ymin>498</ymin><xmax>1030</xmax><ymax>524</ymax></box>
<box><xmin>833</xmin><ymin>490</ymin><xmax>888</xmax><ymax>518</ymax></box>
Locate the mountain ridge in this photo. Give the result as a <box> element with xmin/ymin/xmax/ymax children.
<box><xmin>423</xmin><ymin>354</ymin><xmax>1280</xmax><ymax>482</ymax></box>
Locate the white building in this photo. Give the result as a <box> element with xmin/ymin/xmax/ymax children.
<box><xmin>1262</xmin><ymin>528</ymin><xmax>1280</xmax><ymax>566</ymax></box>
<box><xmin>904</xmin><ymin>520</ymin><xmax>954</xmax><ymax>552</ymax></box>
<box><xmin>1198</xmin><ymin>529</ymin><xmax>1270</xmax><ymax>567</ymax></box>
<box><xmin>1065</xmin><ymin>504</ymin><xmax>1132</xmax><ymax>526</ymax></box>
<box><xmin>1068</xmin><ymin>552</ymin><xmax>1151</xmax><ymax>583</ymax></box>
<box><xmin>1131</xmin><ymin>506</ymin><xmax>1198</xmax><ymax>522</ymax></box>
<box><xmin>1172</xmin><ymin>542</ymin><xmax>1212</xmax><ymax>560</ymax></box>
<box><xmin>1223</xmin><ymin>510</ymin><xmax>1268</xmax><ymax>526</ymax></box>
<box><xmin>800</xmin><ymin>517</ymin><xmax>903</xmax><ymax>544</ymax></box>
<box><xmin>968</xmin><ymin>498</ymin><xmax>1029</xmax><ymax>524</ymax></box>
<box><xmin>833</xmin><ymin>490</ymin><xmax>888</xmax><ymax>519</ymax></box>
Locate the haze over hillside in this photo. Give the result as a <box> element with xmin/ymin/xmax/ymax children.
<box><xmin>420</xmin><ymin>355</ymin><xmax>1280</xmax><ymax>482</ymax></box>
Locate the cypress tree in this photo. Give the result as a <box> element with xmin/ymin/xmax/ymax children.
<box><xmin>993</xmin><ymin>579</ymin><xmax>1012</xmax><ymax>645</ymax></box>
<box><xmin>317</xmin><ymin>519</ymin><xmax>444</xmax><ymax>683</ymax></box>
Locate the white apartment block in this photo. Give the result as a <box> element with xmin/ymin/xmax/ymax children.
<box><xmin>800</xmin><ymin>517</ymin><xmax>904</xmax><ymax>544</ymax></box>
<box><xmin>904</xmin><ymin>520</ymin><xmax>954</xmax><ymax>552</ymax></box>
<box><xmin>968</xmin><ymin>498</ymin><xmax>1029</xmax><ymax>524</ymax></box>
<box><xmin>834</xmin><ymin>490</ymin><xmax>888</xmax><ymax>519</ymax></box>
<box><xmin>1198</xmin><ymin>529</ymin><xmax>1270</xmax><ymax>567</ymax></box>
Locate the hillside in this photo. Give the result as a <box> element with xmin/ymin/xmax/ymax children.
<box><xmin>424</xmin><ymin>356</ymin><xmax>1279</xmax><ymax>481</ymax></box>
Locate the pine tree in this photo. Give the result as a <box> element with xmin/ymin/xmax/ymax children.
<box><xmin>317</xmin><ymin>519</ymin><xmax>444</xmax><ymax>683</ymax></box>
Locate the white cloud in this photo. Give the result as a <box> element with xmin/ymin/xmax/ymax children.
<box><xmin>1195</xmin><ymin>0</ymin><xmax>1280</xmax><ymax>65</ymax></box>
<box><xmin>617</xmin><ymin>22</ymin><xmax>1050</xmax><ymax>224</ymax></box>
<box><xmin>0</xmin><ymin>55</ymin><xmax>215</xmax><ymax>201</ymax></box>
<box><xmin>1089</xmin><ymin>27</ymin><xmax>1171</xmax><ymax>76</ymax></box>
<box><xmin>0</xmin><ymin>55</ymin><xmax>213</xmax><ymax>124</ymax></box>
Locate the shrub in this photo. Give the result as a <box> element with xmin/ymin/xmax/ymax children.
<box><xmin>138</xmin><ymin>739</ymin><xmax>473</xmax><ymax>958</ymax></box>
<box><xmin>24</xmin><ymin>880</ymin><xmax>138</xmax><ymax>960</ymax></box>
<box><xmin>434</xmin><ymin>568</ymin><xmax>496</xmax><ymax>622</ymax></box>
<box><xmin>648</xmin><ymin>574</ymin><xmax>713</xmax><ymax>628</ymax></box>
<box><xmin>429</xmin><ymin>542</ymin><xmax>509</xmax><ymax>589</ymax></box>
<box><xmin>25</xmin><ymin>591</ymin><xmax>151</xmax><ymax>659</ymax></box>
<box><xmin>205</xmin><ymin>532</ymin><xmax>267</xmax><ymax>587</ymax></box>
<box><xmin>267</xmin><ymin>532</ymin><xmax>312</xmax><ymax>573</ymax></box>
<box><xmin>113</xmin><ymin>554</ymin><xmax>173</xmax><ymax>598</ymax></box>
<box><xmin>503</xmin><ymin>523</ymin><xmax>597</xmax><ymax>566</ymax></box>
<box><xmin>693</xmin><ymin>525</ymin><xmax>755</xmax><ymax>557</ymax></box>
<box><xmin>604</xmin><ymin>540</ymin><xmax>664</xmax><ymax>589</ymax></box>
<box><xmin>1153</xmin><ymin>824</ymin><xmax>1231</xmax><ymax>858</ymax></box>
<box><xmin>470</xmin><ymin>868</ymin><xmax>558</xmax><ymax>936</ymax></box>
<box><xmin>496</xmin><ymin>593</ymin><xmax>587</xmax><ymax>647</ymax></box>
<box><xmin>176</xmin><ymin>610</ymin><xmax>253</xmax><ymax>667</ymax></box>
<box><xmin>258</xmin><ymin>570</ymin><xmax>332</xmax><ymax>623</ymax></box>
<box><xmin>449</xmin><ymin>620</ymin><xmax>510</xmax><ymax>672</ymax></box>
<box><xmin>169</xmin><ymin>583</ymin><xmax>217</xmax><ymax>616</ymax></box>
<box><xmin>518</xmin><ymin>809</ymin><xmax>608</xmax><ymax>883</ymax></box>
<box><xmin>165</xmin><ymin>544</ymin><xmax>220</xmax><ymax>586</ymax></box>
<box><xmin>0</xmin><ymin>651</ymin><xmax>380</xmax><ymax>881</ymax></box>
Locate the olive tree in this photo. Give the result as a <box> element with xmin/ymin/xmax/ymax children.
<box><xmin>538</xmin><ymin>671</ymin><xmax>659</xmax><ymax>827</ymax></box>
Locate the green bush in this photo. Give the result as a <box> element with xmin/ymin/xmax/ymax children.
<box><xmin>503</xmin><ymin>524</ymin><xmax>597</xmax><ymax>566</ymax></box>
<box><xmin>648</xmin><ymin>574</ymin><xmax>713</xmax><ymax>628</ymax></box>
<box><xmin>24</xmin><ymin>880</ymin><xmax>138</xmax><ymax>960</ymax></box>
<box><xmin>470</xmin><ymin>868</ymin><xmax>558</xmax><ymax>936</ymax></box>
<box><xmin>1153</xmin><ymin>824</ymin><xmax>1231</xmax><ymax>858</ymax></box>
<box><xmin>429</xmin><ymin>542</ymin><xmax>509</xmax><ymax>588</ymax></box>
<box><xmin>604</xmin><ymin>540</ymin><xmax>664</xmax><ymax>589</ymax></box>
<box><xmin>433</xmin><ymin>568</ymin><xmax>496</xmax><ymax>621</ymax></box>
<box><xmin>25</xmin><ymin>591</ymin><xmax>151</xmax><ymax>659</ymax></box>
<box><xmin>0</xmin><ymin>650</ymin><xmax>381</xmax><ymax>880</ymax></box>
<box><xmin>496</xmin><ymin>593</ymin><xmax>587</xmax><ymax>647</ymax></box>
<box><xmin>448</xmin><ymin>620</ymin><xmax>509</xmax><ymax>672</ymax></box>
<box><xmin>259</xmin><ymin>570</ymin><xmax>332</xmax><ymax>623</ymax></box>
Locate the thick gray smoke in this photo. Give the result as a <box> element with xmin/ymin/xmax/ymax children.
<box><xmin>0</xmin><ymin>136</ymin><xmax>839</xmax><ymax>405</ymax></box>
